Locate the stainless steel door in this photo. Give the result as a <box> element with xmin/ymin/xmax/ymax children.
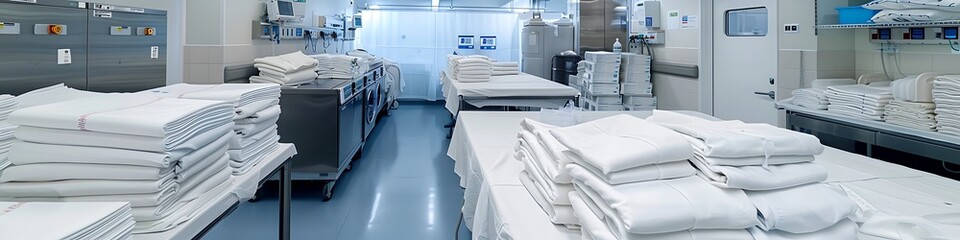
<box><xmin>339</xmin><ymin>94</ymin><xmax>364</xmax><ymax>168</ymax></box>
<box><xmin>0</xmin><ymin>1</ymin><xmax>88</xmax><ymax>95</ymax></box>
<box><xmin>87</xmin><ymin>10</ymin><xmax>166</xmax><ymax>92</ymax></box>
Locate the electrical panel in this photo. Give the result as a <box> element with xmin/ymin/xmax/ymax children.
<box><xmin>253</xmin><ymin>22</ymin><xmax>305</xmax><ymax>40</ymax></box>
<box><xmin>641</xmin><ymin>31</ymin><xmax>664</xmax><ymax>44</ymax></box>
<box><xmin>870</xmin><ymin>27</ymin><xmax>958</xmax><ymax>45</ymax></box>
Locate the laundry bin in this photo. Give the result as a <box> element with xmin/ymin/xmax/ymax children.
<box><xmin>551</xmin><ymin>55</ymin><xmax>581</xmax><ymax>86</ymax></box>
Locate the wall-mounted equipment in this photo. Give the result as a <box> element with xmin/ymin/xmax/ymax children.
<box><xmin>638</xmin><ymin>1</ymin><xmax>661</xmax><ymax>30</ymax></box>
<box><xmin>943</xmin><ymin>27</ymin><xmax>959</xmax><ymax>40</ymax></box>
<box><xmin>869</xmin><ymin>27</ymin><xmax>960</xmax><ymax>45</ymax></box>
<box><xmin>266</xmin><ymin>0</ymin><xmax>304</xmax><ymax>23</ymax></box>
<box><xmin>0</xmin><ymin>0</ymin><xmax>167</xmax><ymax>95</ymax></box>
<box><xmin>521</xmin><ymin>19</ymin><xmax>575</xmax><ymax>79</ymax></box>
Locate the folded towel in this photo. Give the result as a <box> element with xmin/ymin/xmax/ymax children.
<box><xmin>253</xmin><ymin>51</ymin><xmax>319</xmax><ymax>73</ymax></box>
<box><xmin>492</xmin><ymin>61</ymin><xmax>519</xmax><ymax>68</ymax></box>
<box><xmin>549</xmin><ymin>114</ymin><xmax>694</xmax><ymax>174</ymax></box>
<box><xmin>691</xmin><ymin>158</ymin><xmax>828</xmax><ymax>190</ymax></box>
<box><xmin>747</xmin><ymin>183</ymin><xmax>856</xmax><ymax>234</ymax></box>
<box><xmin>567</xmin><ymin>161</ymin><xmax>695</xmax><ymax>186</ymax></box>
<box><xmin>648</xmin><ymin>110</ymin><xmax>825</xmax><ymax>158</ymax></box>
<box><xmin>569</xmin><ymin>166</ymin><xmax>759</xmax><ymax>234</ymax></box>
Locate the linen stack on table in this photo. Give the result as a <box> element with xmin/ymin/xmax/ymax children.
<box><xmin>555</xmin><ymin>114</ymin><xmax>758</xmax><ymax>239</ymax></box>
<box><xmin>0</xmin><ymin>94</ymin><xmax>237</xmax><ymax>234</ymax></box>
<box><xmin>648</xmin><ymin>110</ymin><xmax>859</xmax><ymax>239</ymax></box>
<box><xmin>0</xmin><ymin>95</ymin><xmax>15</xmax><ymax>172</ymax></box>
<box><xmin>792</xmin><ymin>88</ymin><xmax>829</xmax><ymax>110</ymax></box>
<box><xmin>142</xmin><ymin>83</ymin><xmax>283</xmax><ymax>175</ymax></box>
<box><xmin>513</xmin><ymin>118</ymin><xmax>579</xmax><ymax>228</ymax></box>
<box><xmin>826</xmin><ymin>84</ymin><xmax>894</xmax><ymax>121</ymax></box>
<box><xmin>312</xmin><ymin>54</ymin><xmax>366</xmax><ymax>79</ymax></box>
<box><xmin>492</xmin><ymin>61</ymin><xmax>519</xmax><ymax>76</ymax></box>
<box><xmin>250</xmin><ymin>51</ymin><xmax>319</xmax><ymax>85</ymax></box>
<box><xmin>581</xmin><ymin>52</ymin><xmax>624</xmax><ymax>111</ymax></box>
<box><xmin>884</xmin><ymin>73</ymin><xmax>941</xmax><ymax>131</ymax></box>
<box><xmin>0</xmin><ymin>202</ymin><xmax>134</xmax><ymax>240</ymax></box>
<box><xmin>444</xmin><ymin>55</ymin><xmax>493</xmax><ymax>83</ymax></box>
<box><xmin>934</xmin><ymin>75</ymin><xmax>960</xmax><ymax>136</ymax></box>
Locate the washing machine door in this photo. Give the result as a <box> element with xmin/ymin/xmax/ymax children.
<box><xmin>366</xmin><ymin>82</ymin><xmax>382</xmax><ymax>124</ymax></box>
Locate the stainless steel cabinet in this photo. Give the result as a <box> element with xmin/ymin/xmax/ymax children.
<box><xmin>0</xmin><ymin>1</ymin><xmax>88</xmax><ymax>95</ymax></box>
<box><xmin>86</xmin><ymin>7</ymin><xmax>167</xmax><ymax>92</ymax></box>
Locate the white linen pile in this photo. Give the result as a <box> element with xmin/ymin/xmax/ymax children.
<box><xmin>492</xmin><ymin>61</ymin><xmax>519</xmax><ymax>76</ymax></box>
<box><xmin>864</xmin><ymin>0</ymin><xmax>960</xmax><ymax>23</ymax></box>
<box><xmin>548</xmin><ymin>114</ymin><xmax>760</xmax><ymax>239</ymax></box>
<box><xmin>0</xmin><ymin>202</ymin><xmax>135</xmax><ymax>240</ymax></box>
<box><xmin>445</xmin><ymin>55</ymin><xmax>493</xmax><ymax>82</ymax></box>
<box><xmin>934</xmin><ymin>75</ymin><xmax>960</xmax><ymax>136</ymax></box>
<box><xmin>311</xmin><ymin>54</ymin><xmax>366</xmax><ymax>79</ymax></box>
<box><xmin>825</xmin><ymin>84</ymin><xmax>894</xmax><ymax>121</ymax></box>
<box><xmin>0</xmin><ymin>95</ymin><xmax>15</xmax><ymax>172</ymax></box>
<box><xmin>250</xmin><ymin>51</ymin><xmax>320</xmax><ymax>85</ymax></box>
<box><xmin>0</xmin><ymin>94</ymin><xmax>237</xmax><ymax>234</ymax></box>
<box><xmin>647</xmin><ymin>110</ymin><xmax>857</xmax><ymax>239</ymax></box>
<box><xmin>513</xmin><ymin>118</ymin><xmax>580</xmax><ymax>228</ymax></box>
<box><xmin>884</xmin><ymin>100</ymin><xmax>937</xmax><ymax>131</ymax></box>
<box><xmin>142</xmin><ymin>83</ymin><xmax>283</xmax><ymax>175</ymax></box>
<box><xmin>791</xmin><ymin>88</ymin><xmax>829</xmax><ymax>110</ymax></box>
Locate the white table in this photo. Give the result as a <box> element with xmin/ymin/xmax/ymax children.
<box><xmin>135</xmin><ymin>143</ymin><xmax>297</xmax><ymax>240</ymax></box>
<box><xmin>441</xmin><ymin>73</ymin><xmax>581</xmax><ymax>117</ymax></box>
<box><xmin>449</xmin><ymin>111</ymin><xmax>960</xmax><ymax>240</ymax></box>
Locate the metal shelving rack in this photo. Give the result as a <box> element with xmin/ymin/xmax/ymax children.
<box><xmin>817</xmin><ymin>20</ymin><xmax>960</xmax><ymax>29</ymax></box>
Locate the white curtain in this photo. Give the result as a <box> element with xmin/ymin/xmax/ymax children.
<box><xmin>358</xmin><ymin>10</ymin><xmax>522</xmax><ymax>101</ymax></box>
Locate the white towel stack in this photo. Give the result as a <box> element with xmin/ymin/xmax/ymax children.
<box><xmin>0</xmin><ymin>95</ymin><xmax>16</xmax><ymax>172</ymax></box>
<box><xmin>492</xmin><ymin>61</ymin><xmax>519</xmax><ymax>76</ymax></box>
<box><xmin>311</xmin><ymin>54</ymin><xmax>366</xmax><ymax>79</ymax></box>
<box><xmin>0</xmin><ymin>94</ymin><xmax>237</xmax><ymax>234</ymax></box>
<box><xmin>0</xmin><ymin>202</ymin><xmax>135</xmax><ymax>240</ymax></box>
<box><xmin>934</xmin><ymin>75</ymin><xmax>960</xmax><ymax>136</ymax></box>
<box><xmin>648</xmin><ymin>110</ymin><xmax>858</xmax><ymax>239</ymax></box>
<box><xmin>445</xmin><ymin>55</ymin><xmax>493</xmax><ymax>82</ymax></box>
<box><xmin>546</xmin><ymin>114</ymin><xmax>759</xmax><ymax>239</ymax></box>
<box><xmin>826</xmin><ymin>84</ymin><xmax>894</xmax><ymax>121</ymax></box>
<box><xmin>142</xmin><ymin>84</ymin><xmax>283</xmax><ymax>175</ymax></box>
<box><xmin>884</xmin><ymin>100</ymin><xmax>937</xmax><ymax>131</ymax></box>
<box><xmin>513</xmin><ymin>119</ymin><xmax>578</xmax><ymax>228</ymax></box>
<box><xmin>792</xmin><ymin>88</ymin><xmax>829</xmax><ymax>110</ymax></box>
<box><xmin>250</xmin><ymin>51</ymin><xmax>320</xmax><ymax>85</ymax></box>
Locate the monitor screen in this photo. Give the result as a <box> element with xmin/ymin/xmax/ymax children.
<box><xmin>278</xmin><ymin>1</ymin><xmax>294</xmax><ymax>16</ymax></box>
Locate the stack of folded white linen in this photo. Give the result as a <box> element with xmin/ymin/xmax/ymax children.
<box><xmin>142</xmin><ymin>83</ymin><xmax>283</xmax><ymax>175</ymax></box>
<box><xmin>826</xmin><ymin>84</ymin><xmax>894</xmax><ymax>121</ymax></box>
<box><xmin>311</xmin><ymin>54</ymin><xmax>366</xmax><ymax>79</ymax></box>
<box><xmin>13</xmin><ymin>83</ymin><xmax>106</xmax><ymax>109</ymax></box>
<box><xmin>513</xmin><ymin>118</ymin><xmax>581</xmax><ymax>228</ymax></box>
<box><xmin>445</xmin><ymin>55</ymin><xmax>493</xmax><ymax>83</ymax></box>
<box><xmin>492</xmin><ymin>61</ymin><xmax>519</xmax><ymax>76</ymax></box>
<box><xmin>0</xmin><ymin>95</ymin><xmax>15</xmax><ymax>172</ymax></box>
<box><xmin>0</xmin><ymin>202</ymin><xmax>135</xmax><ymax>240</ymax></box>
<box><xmin>552</xmin><ymin>114</ymin><xmax>758</xmax><ymax>239</ymax></box>
<box><xmin>648</xmin><ymin>110</ymin><xmax>858</xmax><ymax>239</ymax></box>
<box><xmin>792</xmin><ymin>88</ymin><xmax>829</xmax><ymax>110</ymax></box>
<box><xmin>250</xmin><ymin>51</ymin><xmax>319</xmax><ymax>85</ymax></box>
<box><xmin>0</xmin><ymin>94</ymin><xmax>237</xmax><ymax>234</ymax></box>
<box><xmin>934</xmin><ymin>75</ymin><xmax>960</xmax><ymax>136</ymax></box>
<box><xmin>884</xmin><ymin>74</ymin><xmax>941</xmax><ymax>131</ymax></box>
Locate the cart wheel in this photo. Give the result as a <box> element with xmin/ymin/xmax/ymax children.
<box><xmin>321</xmin><ymin>182</ymin><xmax>334</xmax><ymax>201</ymax></box>
<box><xmin>345</xmin><ymin>164</ymin><xmax>353</xmax><ymax>172</ymax></box>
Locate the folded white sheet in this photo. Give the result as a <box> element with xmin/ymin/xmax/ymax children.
<box><xmin>234</xmin><ymin>119</ymin><xmax>278</xmax><ymax>137</ymax></box>
<box><xmin>517</xmin><ymin>146</ymin><xmax>573</xmax><ymax>205</ymax></box>
<box><xmin>492</xmin><ymin>62</ymin><xmax>519</xmax><ymax>68</ymax></box>
<box><xmin>10</xmin><ymin>94</ymin><xmax>234</xmax><ymax>138</ymax></box>
<box><xmin>13</xmin><ymin>83</ymin><xmax>106</xmax><ymax>109</ymax></box>
<box><xmin>7</xmin><ymin>142</ymin><xmax>168</xmax><ymax>168</ymax></box>
<box><xmin>142</xmin><ymin>83</ymin><xmax>281</xmax><ymax>107</ymax></box>
<box><xmin>0</xmin><ymin>173</ymin><xmax>177</xmax><ymax>197</ymax></box>
<box><xmin>568</xmin><ymin>161</ymin><xmax>695</xmax><ymax>186</ymax></box>
<box><xmin>235</xmin><ymin>105</ymin><xmax>281</xmax><ymax>125</ymax></box>
<box><xmin>749</xmin><ymin>219</ymin><xmax>858</xmax><ymax>240</ymax></box>
<box><xmin>259</xmin><ymin>68</ymin><xmax>319</xmax><ymax>83</ymax></box>
<box><xmin>872</xmin><ymin>9</ymin><xmax>960</xmax><ymax>23</ymax></box>
<box><xmin>14</xmin><ymin>122</ymin><xmax>233</xmax><ymax>155</ymax></box>
<box><xmin>178</xmin><ymin>150</ymin><xmax>229</xmax><ymax>187</ymax></box>
<box><xmin>747</xmin><ymin>183</ymin><xmax>856</xmax><ymax>234</ymax></box>
<box><xmin>10</xmin><ymin>186</ymin><xmax>178</xmax><ymax>208</ymax></box>
<box><xmin>0</xmin><ymin>163</ymin><xmax>174</xmax><ymax>182</ymax></box>
<box><xmin>492</xmin><ymin>71</ymin><xmax>520</xmax><ymax>76</ymax></box>
<box><xmin>253</xmin><ymin>51</ymin><xmax>319</xmax><ymax>73</ymax></box>
<box><xmin>0</xmin><ymin>201</ymin><xmax>133</xmax><ymax>240</ymax></box>
<box><xmin>569</xmin><ymin>166</ymin><xmax>759</xmax><ymax>234</ymax></box>
<box><xmin>519</xmin><ymin>171</ymin><xmax>578</xmax><ymax>226</ymax></box>
<box><xmin>133</xmin><ymin>177</ymin><xmax>233</xmax><ymax>234</ymax></box>
<box><xmin>250</xmin><ymin>75</ymin><xmax>315</xmax><ymax>86</ymax></box>
<box><xmin>691</xmin><ymin>159</ymin><xmax>827</xmax><ymax>190</ymax></box>
<box><xmin>691</xmin><ymin>142</ymin><xmax>816</xmax><ymax>166</ymax></box>
<box><xmin>569</xmin><ymin>191</ymin><xmax>754</xmax><ymax>240</ymax></box>
<box><xmin>648</xmin><ymin>110</ymin><xmax>824</xmax><ymax>158</ymax></box>
<box><xmin>859</xmin><ymin>213</ymin><xmax>960</xmax><ymax>240</ymax></box>
<box><xmin>549</xmin><ymin>114</ymin><xmax>694</xmax><ymax>174</ymax></box>
<box><xmin>179</xmin><ymin>161</ymin><xmax>231</xmax><ymax>202</ymax></box>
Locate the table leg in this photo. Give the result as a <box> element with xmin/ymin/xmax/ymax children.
<box><xmin>279</xmin><ymin>161</ymin><xmax>291</xmax><ymax>240</ymax></box>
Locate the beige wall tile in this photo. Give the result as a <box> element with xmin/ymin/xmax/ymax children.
<box><xmin>817</xmin><ymin>51</ymin><xmax>855</xmax><ymax>71</ymax></box>
<box><xmin>185</xmin><ymin>63</ymin><xmax>208</xmax><ymax>84</ymax></box>
<box><xmin>184</xmin><ymin>46</ymin><xmax>210</xmax><ymax>64</ymax></box>
<box><xmin>223</xmin><ymin>45</ymin><xmax>257</xmax><ymax>65</ymax></box>
<box><xmin>780</xmin><ymin>50</ymin><xmax>801</xmax><ymax>70</ymax></box>
<box><xmin>932</xmin><ymin>54</ymin><xmax>960</xmax><ymax>74</ymax></box>
<box><xmin>856</xmin><ymin>52</ymin><xmax>877</xmax><ymax>72</ymax></box>
<box><xmin>208</xmin><ymin>63</ymin><xmax>225</xmax><ymax>84</ymax></box>
<box><xmin>779</xmin><ymin>68</ymin><xmax>801</xmax><ymax>89</ymax></box>
<box><xmin>207</xmin><ymin>46</ymin><xmax>224</xmax><ymax>64</ymax></box>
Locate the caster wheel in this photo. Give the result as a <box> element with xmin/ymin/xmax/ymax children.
<box><xmin>321</xmin><ymin>182</ymin><xmax>335</xmax><ymax>202</ymax></box>
<box><xmin>345</xmin><ymin>164</ymin><xmax>353</xmax><ymax>172</ymax></box>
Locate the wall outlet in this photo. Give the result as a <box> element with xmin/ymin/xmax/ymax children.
<box><xmin>783</xmin><ymin>24</ymin><xmax>800</xmax><ymax>33</ymax></box>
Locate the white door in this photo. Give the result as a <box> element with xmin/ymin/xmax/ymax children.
<box><xmin>713</xmin><ymin>0</ymin><xmax>779</xmax><ymax>124</ymax></box>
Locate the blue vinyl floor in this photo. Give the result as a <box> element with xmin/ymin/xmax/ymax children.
<box><xmin>203</xmin><ymin>102</ymin><xmax>472</xmax><ymax>240</ymax></box>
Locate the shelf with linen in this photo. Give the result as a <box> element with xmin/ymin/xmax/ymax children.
<box><xmin>817</xmin><ymin>20</ymin><xmax>960</xmax><ymax>29</ymax></box>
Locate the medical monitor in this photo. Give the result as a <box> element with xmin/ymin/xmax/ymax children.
<box><xmin>267</xmin><ymin>0</ymin><xmax>297</xmax><ymax>22</ymax></box>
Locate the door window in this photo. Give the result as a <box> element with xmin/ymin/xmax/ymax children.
<box><xmin>726</xmin><ymin>7</ymin><xmax>768</xmax><ymax>37</ymax></box>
